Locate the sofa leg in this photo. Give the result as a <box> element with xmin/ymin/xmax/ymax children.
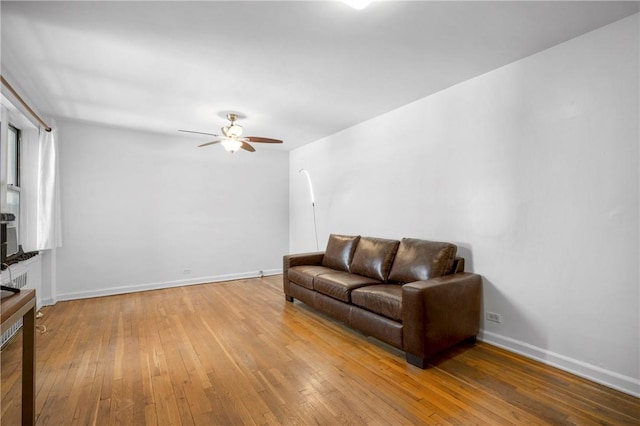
<box><xmin>285</xmin><ymin>295</ymin><xmax>294</xmax><ymax>303</ymax></box>
<box><xmin>406</xmin><ymin>353</ymin><xmax>427</xmax><ymax>369</ymax></box>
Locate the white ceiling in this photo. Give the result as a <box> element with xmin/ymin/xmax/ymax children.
<box><xmin>1</xmin><ymin>1</ymin><xmax>638</xmax><ymax>151</ymax></box>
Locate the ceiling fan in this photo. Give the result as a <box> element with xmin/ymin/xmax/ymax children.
<box><xmin>179</xmin><ymin>113</ymin><xmax>283</xmax><ymax>153</ymax></box>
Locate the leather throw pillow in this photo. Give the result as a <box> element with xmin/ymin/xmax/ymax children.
<box><xmin>350</xmin><ymin>237</ymin><xmax>400</xmax><ymax>282</ymax></box>
<box><xmin>322</xmin><ymin>234</ymin><xmax>361</xmax><ymax>273</ymax></box>
<box><xmin>388</xmin><ymin>238</ymin><xmax>457</xmax><ymax>283</ymax></box>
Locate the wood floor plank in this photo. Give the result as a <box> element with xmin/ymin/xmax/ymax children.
<box><xmin>1</xmin><ymin>275</ymin><xmax>638</xmax><ymax>425</ymax></box>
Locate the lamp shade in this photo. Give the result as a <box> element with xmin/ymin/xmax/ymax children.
<box><xmin>221</xmin><ymin>139</ymin><xmax>243</xmax><ymax>153</ymax></box>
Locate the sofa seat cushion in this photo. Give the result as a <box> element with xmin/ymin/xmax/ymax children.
<box><xmin>314</xmin><ymin>272</ymin><xmax>381</xmax><ymax>302</ymax></box>
<box><xmin>388</xmin><ymin>238</ymin><xmax>457</xmax><ymax>283</ymax></box>
<box><xmin>351</xmin><ymin>285</ymin><xmax>403</xmax><ymax>321</ymax></box>
<box><xmin>322</xmin><ymin>234</ymin><xmax>361</xmax><ymax>272</ymax></box>
<box><xmin>350</xmin><ymin>237</ymin><xmax>400</xmax><ymax>282</ymax></box>
<box><xmin>288</xmin><ymin>265</ymin><xmax>336</xmax><ymax>290</ymax></box>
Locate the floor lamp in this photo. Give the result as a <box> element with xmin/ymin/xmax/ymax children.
<box><xmin>298</xmin><ymin>169</ymin><xmax>319</xmax><ymax>251</ymax></box>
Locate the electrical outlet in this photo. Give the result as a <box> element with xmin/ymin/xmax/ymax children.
<box><xmin>486</xmin><ymin>312</ymin><xmax>502</xmax><ymax>323</ymax></box>
<box><xmin>182</xmin><ymin>268</ymin><xmax>191</xmax><ymax>275</ymax></box>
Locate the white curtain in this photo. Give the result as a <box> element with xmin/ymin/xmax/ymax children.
<box><xmin>36</xmin><ymin>129</ymin><xmax>62</xmax><ymax>250</ymax></box>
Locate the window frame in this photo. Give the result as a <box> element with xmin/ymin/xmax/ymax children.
<box><xmin>7</xmin><ymin>124</ymin><xmax>21</xmax><ymax>187</ymax></box>
<box><xmin>5</xmin><ymin>124</ymin><xmax>22</xmax><ymax>251</ymax></box>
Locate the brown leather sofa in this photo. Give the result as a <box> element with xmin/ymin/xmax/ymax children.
<box><xmin>283</xmin><ymin>234</ymin><xmax>482</xmax><ymax>368</ymax></box>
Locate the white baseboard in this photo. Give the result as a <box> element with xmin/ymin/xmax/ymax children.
<box><xmin>37</xmin><ymin>299</ymin><xmax>50</xmax><ymax>310</ymax></box>
<box><xmin>55</xmin><ymin>268</ymin><xmax>282</xmax><ymax>302</ymax></box>
<box><xmin>479</xmin><ymin>329</ymin><xmax>640</xmax><ymax>398</ymax></box>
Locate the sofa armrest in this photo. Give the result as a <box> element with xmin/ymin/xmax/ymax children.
<box><xmin>282</xmin><ymin>252</ymin><xmax>325</xmax><ymax>294</ymax></box>
<box><xmin>283</xmin><ymin>252</ymin><xmax>325</xmax><ymax>269</ymax></box>
<box><xmin>402</xmin><ymin>272</ymin><xmax>482</xmax><ymax>366</ymax></box>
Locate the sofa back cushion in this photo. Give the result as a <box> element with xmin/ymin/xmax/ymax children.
<box><xmin>350</xmin><ymin>237</ymin><xmax>400</xmax><ymax>282</ymax></box>
<box><xmin>322</xmin><ymin>234</ymin><xmax>361</xmax><ymax>272</ymax></box>
<box><xmin>388</xmin><ymin>238</ymin><xmax>457</xmax><ymax>283</ymax></box>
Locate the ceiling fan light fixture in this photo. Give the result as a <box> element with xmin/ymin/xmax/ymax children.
<box><xmin>221</xmin><ymin>138</ymin><xmax>243</xmax><ymax>153</ymax></box>
<box><xmin>343</xmin><ymin>0</ymin><xmax>372</xmax><ymax>10</ymax></box>
<box><xmin>183</xmin><ymin>111</ymin><xmax>282</xmax><ymax>154</ymax></box>
<box><xmin>227</xmin><ymin>124</ymin><xmax>243</xmax><ymax>137</ymax></box>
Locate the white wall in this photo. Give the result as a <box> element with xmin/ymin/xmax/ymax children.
<box><xmin>290</xmin><ymin>15</ymin><xmax>639</xmax><ymax>395</ymax></box>
<box><xmin>56</xmin><ymin>121</ymin><xmax>288</xmax><ymax>300</ymax></box>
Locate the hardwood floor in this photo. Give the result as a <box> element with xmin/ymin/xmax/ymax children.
<box><xmin>1</xmin><ymin>275</ymin><xmax>638</xmax><ymax>425</ymax></box>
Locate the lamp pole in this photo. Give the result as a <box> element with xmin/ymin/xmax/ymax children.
<box><xmin>298</xmin><ymin>169</ymin><xmax>319</xmax><ymax>251</ymax></box>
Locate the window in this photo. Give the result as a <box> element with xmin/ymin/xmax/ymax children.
<box><xmin>6</xmin><ymin>125</ymin><xmax>21</xmax><ymax>249</ymax></box>
<box><xmin>7</xmin><ymin>125</ymin><xmax>20</xmax><ymax>186</ymax></box>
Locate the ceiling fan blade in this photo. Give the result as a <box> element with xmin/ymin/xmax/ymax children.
<box><xmin>179</xmin><ymin>130</ymin><xmax>220</xmax><ymax>137</ymax></box>
<box><xmin>197</xmin><ymin>140</ymin><xmax>223</xmax><ymax>147</ymax></box>
<box><xmin>245</xmin><ymin>136</ymin><xmax>283</xmax><ymax>144</ymax></box>
<box><xmin>240</xmin><ymin>141</ymin><xmax>256</xmax><ymax>152</ymax></box>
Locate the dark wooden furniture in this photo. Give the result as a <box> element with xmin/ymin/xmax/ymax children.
<box><xmin>1</xmin><ymin>289</ymin><xmax>36</xmax><ymax>426</ymax></box>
